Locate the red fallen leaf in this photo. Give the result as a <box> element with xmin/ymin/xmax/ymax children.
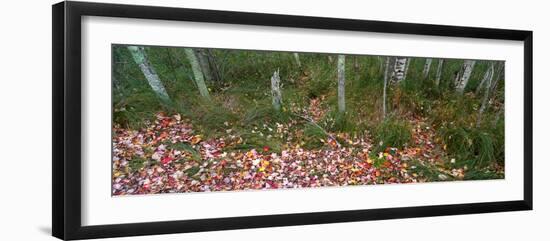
<box><xmin>161</xmin><ymin>156</ymin><xmax>174</xmax><ymax>165</ymax></box>
<box><xmin>167</xmin><ymin>176</ymin><xmax>177</xmax><ymax>187</ymax></box>
<box><xmin>161</xmin><ymin>118</ymin><xmax>171</xmax><ymax>127</ymax></box>
<box><xmin>361</xmin><ymin>163</ymin><xmax>372</xmax><ymax>169</ymax></box>
<box><xmin>263</xmin><ymin>146</ymin><xmax>270</xmax><ymax>152</ymax></box>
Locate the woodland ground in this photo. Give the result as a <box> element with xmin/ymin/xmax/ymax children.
<box><xmin>112</xmin><ymin>47</ymin><xmax>504</xmax><ymax>195</ymax></box>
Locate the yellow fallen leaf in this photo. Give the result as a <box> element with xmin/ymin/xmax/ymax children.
<box><xmin>191</xmin><ymin>135</ymin><xmax>202</xmax><ymax>145</ymax></box>
<box><xmin>366</xmin><ymin>158</ymin><xmax>373</xmax><ymax>164</ymax></box>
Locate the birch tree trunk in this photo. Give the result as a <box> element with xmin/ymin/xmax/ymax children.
<box><xmin>382</xmin><ymin>57</ymin><xmax>391</xmax><ymax>120</ymax></box>
<box><xmin>293</xmin><ymin>53</ymin><xmax>301</xmax><ymax>68</ymax></box>
<box><xmin>490</xmin><ymin>61</ymin><xmax>504</xmax><ymax>93</ymax></box>
<box><xmin>422</xmin><ymin>58</ymin><xmax>432</xmax><ymax>79</ymax></box>
<box><xmin>337</xmin><ymin>55</ymin><xmax>346</xmax><ymax>113</ymax></box>
<box><xmin>435</xmin><ymin>59</ymin><xmax>444</xmax><ymax>87</ymax></box>
<box><xmin>270</xmin><ymin>69</ymin><xmax>283</xmax><ymax>111</ymax></box>
<box><xmin>403</xmin><ymin>58</ymin><xmax>411</xmax><ymax>81</ymax></box>
<box><xmin>476</xmin><ymin>64</ymin><xmax>493</xmax><ymax>94</ymax></box>
<box><xmin>126</xmin><ymin>46</ymin><xmax>170</xmax><ymax>101</ymax></box>
<box><xmin>455</xmin><ymin>60</ymin><xmax>476</xmax><ymax>93</ymax></box>
<box><xmin>184</xmin><ymin>48</ymin><xmax>211</xmax><ymax>100</ymax></box>
<box><xmin>391</xmin><ymin>57</ymin><xmax>408</xmax><ymax>83</ymax></box>
<box><xmin>477</xmin><ymin>63</ymin><xmax>495</xmax><ymax>127</ymax></box>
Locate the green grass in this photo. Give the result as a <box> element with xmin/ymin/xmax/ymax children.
<box><xmin>408</xmin><ymin>160</ymin><xmax>450</xmax><ymax>181</ymax></box>
<box><xmin>302</xmin><ymin>123</ymin><xmax>328</xmax><ymax>149</ymax></box>
<box><xmin>127</xmin><ymin>156</ymin><xmax>147</xmax><ymax>171</ymax></box>
<box><xmin>168</xmin><ymin>142</ymin><xmax>201</xmax><ymax>161</ymax></box>
<box><xmin>372</xmin><ymin>118</ymin><xmax>413</xmax><ymax>153</ymax></box>
<box><xmin>464</xmin><ymin>169</ymin><xmax>504</xmax><ymax>180</ymax></box>
<box><xmin>113</xmin><ymin>45</ymin><xmax>505</xmax><ymax>178</ymax></box>
<box><xmin>438</xmin><ymin>126</ymin><xmax>501</xmax><ymax>168</ymax></box>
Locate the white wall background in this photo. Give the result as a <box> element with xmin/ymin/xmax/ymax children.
<box><xmin>0</xmin><ymin>0</ymin><xmax>547</xmax><ymax>240</ymax></box>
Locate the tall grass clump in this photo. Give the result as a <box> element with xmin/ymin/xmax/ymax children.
<box><xmin>372</xmin><ymin>118</ymin><xmax>412</xmax><ymax>153</ymax></box>
<box><xmin>438</xmin><ymin>126</ymin><xmax>499</xmax><ymax>167</ymax></box>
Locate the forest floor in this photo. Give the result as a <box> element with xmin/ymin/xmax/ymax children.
<box><xmin>112</xmin><ymin>97</ymin><xmax>498</xmax><ymax>195</ymax></box>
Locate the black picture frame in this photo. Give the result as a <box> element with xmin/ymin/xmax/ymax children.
<box><xmin>52</xmin><ymin>1</ymin><xmax>533</xmax><ymax>240</ymax></box>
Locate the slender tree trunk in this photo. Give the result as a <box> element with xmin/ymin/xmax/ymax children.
<box><xmin>378</xmin><ymin>56</ymin><xmax>384</xmax><ymax>73</ymax></box>
<box><xmin>435</xmin><ymin>59</ymin><xmax>444</xmax><ymax>87</ymax></box>
<box><xmin>184</xmin><ymin>48</ymin><xmax>211</xmax><ymax>100</ymax></box>
<box><xmin>354</xmin><ymin>56</ymin><xmax>359</xmax><ymax>72</ymax></box>
<box><xmin>382</xmin><ymin>57</ymin><xmax>390</xmax><ymax>120</ymax></box>
<box><xmin>403</xmin><ymin>58</ymin><xmax>411</xmax><ymax>81</ymax></box>
<box><xmin>391</xmin><ymin>57</ymin><xmax>408</xmax><ymax>83</ymax></box>
<box><xmin>456</xmin><ymin>60</ymin><xmax>476</xmax><ymax>93</ymax></box>
<box><xmin>270</xmin><ymin>69</ymin><xmax>283</xmax><ymax>111</ymax></box>
<box><xmin>422</xmin><ymin>58</ymin><xmax>433</xmax><ymax>79</ymax></box>
<box><xmin>337</xmin><ymin>55</ymin><xmax>346</xmax><ymax>113</ymax></box>
<box><xmin>487</xmin><ymin>62</ymin><xmax>505</xmax><ymax>118</ymax></box>
<box><xmin>126</xmin><ymin>46</ymin><xmax>170</xmax><ymax>101</ymax></box>
<box><xmin>194</xmin><ymin>49</ymin><xmax>214</xmax><ymax>83</ymax></box>
<box><xmin>205</xmin><ymin>49</ymin><xmax>221</xmax><ymax>82</ymax></box>
<box><xmin>477</xmin><ymin>63</ymin><xmax>495</xmax><ymax>127</ymax></box>
<box><xmin>293</xmin><ymin>53</ymin><xmax>301</xmax><ymax>68</ymax></box>
<box><xmin>490</xmin><ymin>61</ymin><xmax>504</xmax><ymax>93</ymax></box>
<box><xmin>328</xmin><ymin>55</ymin><xmax>334</xmax><ymax>64</ymax></box>
<box><xmin>476</xmin><ymin>64</ymin><xmax>494</xmax><ymax>94</ymax></box>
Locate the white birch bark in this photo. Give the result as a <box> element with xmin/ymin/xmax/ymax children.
<box><xmin>391</xmin><ymin>57</ymin><xmax>408</xmax><ymax>83</ymax></box>
<box><xmin>456</xmin><ymin>60</ymin><xmax>476</xmax><ymax>93</ymax></box>
<box><xmin>184</xmin><ymin>48</ymin><xmax>211</xmax><ymax>100</ymax></box>
<box><xmin>422</xmin><ymin>58</ymin><xmax>433</xmax><ymax>78</ymax></box>
<box><xmin>337</xmin><ymin>55</ymin><xmax>346</xmax><ymax>113</ymax></box>
<box><xmin>382</xmin><ymin>57</ymin><xmax>390</xmax><ymax>119</ymax></box>
<box><xmin>126</xmin><ymin>46</ymin><xmax>170</xmax><ymax>101</ymax></box>
<box><xmin>477</xmin><ymin>63</ymin><xmax>495</xmax><ymax>127</ymax></box>
<box><xmin>435</xmin><ymin>59</ymin><xmax>444</xmax><ymax>87</ymax></box>
<box><xmin>403</xmin><ymin>58</ymin><xmax>410</xmax><ymax>81</ymax></box>
<box><xmin>490</xmin><ymin>61</ymin><xmax>504</xmax><ymax>93</ymax></box>
<box><xmin>293</xmin><ymin>53</ymin><xmax>301</xmax><ymax>68</ymax></box>
<box><xmin>270</xmin><ymin>69</ymin><xmax>283</xmax><ymax>111</ymax></box>
<box><xmin>476</xmin><ymin>64</ymin><xmax>493</xmax><ymax>94</ymax></box>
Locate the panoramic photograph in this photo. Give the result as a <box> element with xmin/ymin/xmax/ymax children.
<box><xmin>111</xmin><ymin>45</ymin><xmax>505</xmax><ymax>196</ymax></box>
